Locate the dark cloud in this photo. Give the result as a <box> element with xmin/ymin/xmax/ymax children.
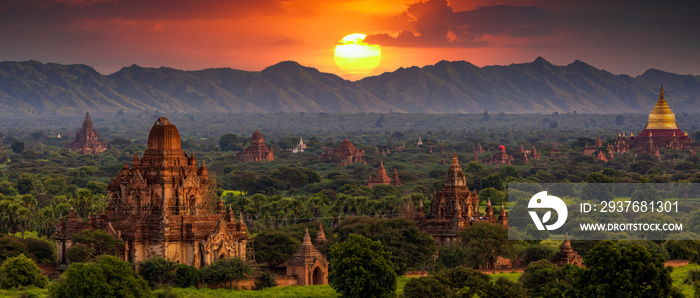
<box><xmin>0</xmin><ymin>0</ymin><xmax>286</xmax><ymax>22</ymax></box>
<box><xmin>366</xmin><ymin>0</ymin><xmax>555</xmax><ymax>47</ymax></box>
<box><xmin>366</xmin><ymin>0</ymin><xmax>700</xmax><ymax>49</ymax></box>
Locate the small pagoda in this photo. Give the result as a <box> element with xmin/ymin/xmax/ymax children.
<box><xmin>286</xmin><ymin>228</ymin><xmax>329</xmax><ymax>286</ymax></box>
<box><xmin>65</xmin><ymin>112</ymin><xmax>107</xmax><ymax>154</ymax></box>
<box><xmin>235</xmin><ymin>131</ymin><xmax>274</xmax><ymax>162</ymax></box>
<box><xmin>292</xmin><ymin>137</ymin><xmax>307</xmax><ymax>153</ymax></box>
<box><xmin>366</xmin><ymin>161</ymin><xmax>392</xmax><ymax>188</ymax></box>
<box><xmin>553</xmin><ymin>233</ymin><xmax>582</xmax><ymax>266</ymax></box>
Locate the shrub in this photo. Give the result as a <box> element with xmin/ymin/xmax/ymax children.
<box><xmin>254</xmin><ymin>272</ymin><xmax>278</xmax><ymax>290</ymax></box>
<box><xmin>0</xmin><ymin>236</ymin><xmax>28</xmax><ymax>263</ymax></box>
<box><xmin>49</xmin><ymin>255</ymin><xmax>151</xmax><ymax>298</ymax></box>
<box><xmin>0</xmin><ymin>254</ymin><xmax>47</xmax><ymax>289</ymax></box>
<box><xmin>328</xmin><ymin>234</ymin><xmax>397</xmax><ymax>298</ymax></box>
<box><xmin>138</xmin><ymin>256</ymin><xmax>177</xmax><ymax>288</ymax></box>
<box><xmin>22</xmin><ymin>237</ymin><xmax>55</xmax><ymax>264</ymax></box>
<box><xmin>175</xmin><ymin>264</ymin><xmax>201</xmax><ymax>288</ymax></box>
<box><xmin>403</xmin><ymin>276</ymin><xmax>453</xmax><ymax>298</ymax></box>
<box><xmin>66</xmin><ymin>244</ymin><xmax>94</xmax><ymax>263</ymax></box>
<box><xmin>201</xmin><ymin>258</ymin><xmax>252</xmax><ymax>289</ymax></box>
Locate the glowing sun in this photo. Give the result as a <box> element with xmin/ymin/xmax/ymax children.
<box><xmin>334</xmin><ymin>33</ymin><xmax>381</xmax><ymax>75</ymax></box>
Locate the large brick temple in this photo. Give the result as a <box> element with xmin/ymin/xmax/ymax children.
<box><xmin>322</xmin><ymin>139</ymin><xmax>365</xmax><ymax>166</ymax></box>
<box><xmin>56</xmin><ymin>117</ymin><xmax>248</xmax><ymax>267</ymax></box>
<box><xmin>417</xmin><ymin>153</ymin><xmax>507</xmax><ymax>245</ymax></box>
<box><xmin>64</xmin><ymin>112</ymin><xmax>107</xmax><ymax>154</ymax></box>
<box><xmin>235</xmin><ymin>131</ymin><xmax>274</xmax><ymax>162</ymax></box>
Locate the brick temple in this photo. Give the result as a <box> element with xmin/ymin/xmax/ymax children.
<box><xmin>365</xmin><ymin>161</ymin><xmax>401</xmax><ymax>188</ymax></box>
<box><xmin>416</xmin><ymin>153</ymin><xmax>507</xmax><ymax>245</ymax></box>
<box><xmin>64</xmin><ymin>112</ymin><xmax>107</xmax><ymax>154</ymax></box>
<box><xmin>321</xmin><ymin>139</ymin><xmax>365</xmax><ymax>166</ymax></box>
<box><xmin>235</xmin><ymin>131</ymin><xmax>274</xmax><ymax>162</ymax></box>
<box><xmin>56</xmin><ymin>117</ymin><xmax>248</xmax><ymax>267</ymax></box>
<box><xmin>485</xmin><ymin>145</ymin><xmax>512</xmax><ymax>165</ymax></box>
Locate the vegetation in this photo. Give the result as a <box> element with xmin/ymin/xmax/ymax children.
<box><xmin>50</xmin><ymin>255</ymin><xmax>151</xmax><ymax>298</ymax></box>
<box><xmin>201</xmin><ymin>258</ymin><xmax>252</xmax><ymax>289</ymax></box>
<box><xmin>138</xmin><ymin>256</ymin><xmax>178</xmax><ymax>288</ymax></box>
<box><xmin>328</xmin><ymin>234</ymin><xmax>397</xmax><ymax>298</ymax></box>
<box><xmin>0</xmin><ymin>254</ymin><xmax>47</xmax><ymax>289</ymax></box>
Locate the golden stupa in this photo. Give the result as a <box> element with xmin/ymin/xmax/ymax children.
<box><xmin>644</xmin><ymin>86</ymin><xmax>679</xmax><ymax>130</ymax></box>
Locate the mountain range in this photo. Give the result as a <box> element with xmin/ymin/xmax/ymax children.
<box><xmin>0</xmin><ymin>58</ymin><xmax>698</xmax><ymax>116</ymax></box>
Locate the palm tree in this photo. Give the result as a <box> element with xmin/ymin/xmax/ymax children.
<box><xmin>37</xmin><ymin>207</ymin><xmax>56</xmax><ymax>239</ymax></box>
<box><xmin>306</xmin><ymin>193</ymin><xmax>329</xmax><ymax>222</ymax></box>
<box><xmin>250</xmin><ymin>194</ymin><xmax>267</xmax><ymax>221</ymax></box>
<box><xmin>289</xmin><ymin>199</ymin><xmax>302</xmax><ymax>224</ymax></box>
<box><xmin>278</xmin><ymin>198</ymin><xmax>295</xmax><ymax>227</ymax></box>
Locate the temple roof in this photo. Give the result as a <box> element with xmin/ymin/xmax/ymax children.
<box><xmin>81</xmin><ymin>112</ymin><xmax>94</xmax><ymax>131</ymax></box>
<box><xmin>147</xmin><ymin>117</ymin><xmax>182</xmax><ymax>151</ymax></box>
<box><xmin>646</xmin><ymin>86</ymin><xmax>679</xmax><ymax>130</ymax></box>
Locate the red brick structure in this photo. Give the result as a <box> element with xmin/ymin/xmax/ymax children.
<box><xmin>64</xmin><ymin>112</ymin><xmax>107</xmax><ymax>154</ymax></box>
<box><xmin>416</xmin><ymin>153</ymin><xmax>508</xmax><ymax>245</ymax></box>
<box><xmin>554</xmin><ymin>233</ymin><xmax>582</xmax><ymax>266</ymax></box>
<box><xmin>236</xmin><ymin>131</ymin><xmax>274</xmax><ymax>162</ymax></box>
<box><xmin>365</xmin><ymin>161</ymin><xmax>392</xmax><ymax>188</ymax></box>
<box><xmin>322</xmin><ymin>139</ymin><xmax>365</xmax><ymax>166</ymax></box>
<box><xmin>56</xmin><ymin>117</ymin><xmax>248</xmax><ymax>267</ymax></box>
<box><xmin>486</xmin><ymin>145</ymin><xmax>512</xmax><ymax>165</ymax></box>
<box><xmin>286</xmin><ymin>228</ymin><xmax>328</xmax><ymax>286</ymax></box>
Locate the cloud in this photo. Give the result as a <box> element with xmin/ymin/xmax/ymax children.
<box><xmin>366</xmin><ymin>0</ymin><xmax>555</xmax><ymax>47</ymax></box>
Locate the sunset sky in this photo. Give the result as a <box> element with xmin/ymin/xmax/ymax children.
<box><xmin>0</xmin><ymin>0</ymin><xmax>698</xmax><ymax>80</ymax></box>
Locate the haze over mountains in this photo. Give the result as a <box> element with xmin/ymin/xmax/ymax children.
<box><xmin>0</xmin><ymin>58</ymin><xmax>698</xmax><ymax>116</ymax></box>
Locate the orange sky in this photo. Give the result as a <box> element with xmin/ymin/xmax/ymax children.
<box><xmin>0</xmin><ymin>0</ymin><xmax>698</xmax><ymax>79</ymax></box>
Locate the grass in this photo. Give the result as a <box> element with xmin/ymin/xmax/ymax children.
<box><xmin>0</xmin><ymin>287</ymin><xmax>48</xmax><ymax>297</ymax></box>
<box><xmin>490</xmin><ymin>271</ymin><xmax>522</xmax><ymax>283</ymax></box>
<box><xmin>671</xmin><ymin>263</ymin><xmax>700</xmax><ymax>297</ymax></box>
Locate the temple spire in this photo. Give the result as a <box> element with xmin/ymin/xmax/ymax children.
<box><xmin>645</xmin><ymin>85</ymin><xmax>678</xmax><ymax>130</ymax></box>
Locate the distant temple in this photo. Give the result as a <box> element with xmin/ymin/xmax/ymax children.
<box><xmin>485</xmin><ymin>145</ymin><xmax>512</xmax><ymax>165</ymax></box>
<box><xmin>417</xmin><ymin>136</ymin><xmax>423</xmax><ymax>146</ymax></box>
<box><xmin>56</xmin><ymin>117</ymin><xmax>248</xmax><ymax>267</ymax></box>
<box><xmin>590</xmin><ymin>86</ymin><xmax>693</xmax><ymax>158</ymax></box>
<box><xmin>292</xmin><ymin>137</ymin><xmax>307</xmax><ymax>153</ymax></box>
<box><xmin>321</xmin><ymin>139</ymin><xmax>365</xmax><ymax>166</ymax></box>
<box><xmin>553</xmin><ymin>233</ymin><xmax>582</xmax><ymax>266</ymax></box>
<box><xmin>236</xmin><ymin>131</ymin><xmax>274</xmax><ymax>162</ymax></box>
<box><xmin>365</xmin><ymin>161</ymin><xmax>401</xmax><ymax>188</ymax></box>
<box><xmin>416</xmin><ymin>153</ymin><xmax>507</xmax><ymax>245</ymax></box>
<box><xmin>519</xmin><ymin>144</ymin><xmax>540</xmax><ymax>160</ymax></box>
<box><xmin>64</xmin><ymin>112</ymin><xmax>107</xmax><ymax>154</ymax></box>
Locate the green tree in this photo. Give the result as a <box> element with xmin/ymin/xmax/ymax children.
<box><xmin>15</xmin><ymin>173</ymin><xmax>35</xmax><ymax>195</ymax></box>
<box><xmin>480</xmin><ymin>174</ymin><xmax>504</xmax><ymax>191</ymax></box>
<box><xmin>174</xmin><ymin>264</ymin><xmax>201</xmax><ymax>288</ymax></box>
<box><xmin>254</xmin><ymin>272</ymin><xmax>278</xmax><ymax>290</ymax></box>
<box><xmin>488</xmin><ymin>277</ymin><xmax>528</xmax><ymax>298</ymax></box>
<box><xmin>253</xmin><ymin>230</ymin><xmax>300</xmax><ymax>268</ymax></box>
<box><xmin>577</xmin><ymin>240</ymin><xmax>681</xmax><ymax>297</ymax></box>
<box><xmin>0</xmin><ymin>254</ymin><xmax>47</xmax><ymax>289</ymax></box>
<box><xmin>49</xmin><ymin>255</ymin><xmax>151</xmax><ymax>297</ymax></box>
<box><xmin>22</xmin><ymin>237</ymin><xmax>55</xmax><ymax>264</ymax></box>
<box><xmin>459</xmin><ymin>222</ymin><xmax>515</xmax><ymax>269</ymax></box>
<box><xmin>138</xmin><ymin>256</ymin><xmax>177</xmax><ymax>287</ymax></box>
<box><xmin>333</xmin><ymin>217</ymin><xmax>436</xmax><ymax>275</ymax></box>
<box><xmin>201</xmin><ymin>257</ymin><xmax>252</xmax><ymax>289</ymax></box>
<box><xmin>66</xmin><ymin>230</ymin><xmax>124</xmax><ymax>262</ymax></box>
<box><xmin>328</xmin><ymin>234</ymin><xmax>397</xmax><ymax>298</ymax></box>
<box><xmin>435</xmin><ymin>244</ymin><xmax>468</xmax><ymax>270</ymax></box>
<box><xmin>522</xmin><ymin>244</ymin><xmax>556</xmax><ymax>264</ymax></box>
<box><xmin>0</xmin><ymin>236</ymin><xmax>28</xmax><ymax>263</ymax></box>
<box><xmin>519</xmin><ymin>259</ymin><xmax>579</xmax><ymax>297</ymax></box>
<box><xmin>403</xmin><ymin>276</ymin><xmax>454</xmax><ymax>298</ymax></box>
<box><xmin>10</xmin><ymin>140</ymin><xmax>24</xmax><ymax>154</ymax></box>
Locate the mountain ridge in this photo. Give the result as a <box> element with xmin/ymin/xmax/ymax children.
<box><xmin>0</xmin><ymin>58</ymin><xmax>697</xmax><ymax>116</ymax></box>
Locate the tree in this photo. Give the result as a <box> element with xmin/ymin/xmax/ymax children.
<box><xmin>201</xmin><ymin>257</ymin><xmax>252</xmax><ymax>289</ymax></box>
<box><xmin>0</xmin><ymin>236</ymin><xmax>28</xmax><ymax>263</ymax></box>
<box><xmin>459</xmin><ymin>222</ymin><xmax>515</xmax><ymax>269</ymax></box>
<box><xmin>253</xmin><ymin>230</ymin><xmax>300</xmax><ymax>268</ymax></box>
<box><xmin>488</xmin><ymin>277</ymin><xmax>528</xmax><ymax>298</ymax></box>
<box><xmin>49</xmin><ymin>255</ymin><xmax>151</xmax><ymax>298</ymax></box>
<box><xmin>328</xmin><ymin>234</ymin><xmax>397</xmax><ymax>298</ymax></box>
<box><xmin>522</xmin><ymin>244</ymin><xmax>556</xmax><ymax>264</ymax></box>
<box><xmin>0</xmin><ymin>254</ymin><xmax>47</xmax><ymax>289</ymax></box>
<box><xmin>333</xmin><ymin>217</ymin><xmax>436</xmax><ymax>275</ymax></box>
<box><xmin>67</xmin><ymin>230</ymin><xmax>124</xmax><ymax>262</ymax></box>
<box><xmin>10</xmin><ymin>140</ymin><xmax>24</xmax><ymax>154</ymax></box>
<box><xmin>22</xmin><ymin>237</ymin><xmax>55</xmax><ymax>264</ymax></box>
<box><xmin>175</xmin><ymin>264</ymin><xmax>201</xmax><ymax>288</ymax></box>
<box><xmin>403</xmin><ymin>276</ymin><xmax>454</xmax><ymax>298</ymax></box>
<box><xmin>480</xmin><ymin>174</ymin><xmax>504</xmax><ymax>191</ymax></box>
<box><xmin>254</xmin><ymin>272</ymin><xmax>278</xmax><ymax>290</ymax></box>
<box><xmin>577</xmin><ymin>240</ymin><xmax>681</xmax><ymax>297</ymax></box>
<box><xmin>15</xmin><ymin>173</ymin><xmax>35</xmax><ymax>195</ymax></box>
<box><xmin>138</xmin><ymin>256</ymin><xmax>177</xmax><ymax>287</ymax></box>
<box><xmin>519</xmin><ymin>260</ymin><xmax>579</xmax><ymax>297</ymax></box>
<box><xmin>435</xmin><ymin>244</ymin><xmax>468</xmax><ymax>270</ymax></box>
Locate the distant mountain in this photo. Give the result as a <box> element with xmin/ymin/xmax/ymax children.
<box><xmin>0</xmin><ymin>58</ymin><xmax>698</xmax><ymax>116</ymax></box>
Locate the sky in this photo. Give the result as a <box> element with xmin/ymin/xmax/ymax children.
<box><xmin>0</xmin><ymin>0</ymin><xmax>698</xmax><ymax>80</ymax></box>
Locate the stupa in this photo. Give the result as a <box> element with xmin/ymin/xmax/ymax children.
<box><xmin>64</xmin><ymin>112</ymin><xmax>107</xmax><ymax>154</ymax></box>
<box><xmin>235</xmin><ymin>131</ymin><xmax>274</xmax><ymax>162</ymax></box>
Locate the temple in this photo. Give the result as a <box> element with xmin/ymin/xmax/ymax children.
<box><xmin>236</xmin><ymin>131</ymin><xmax>274</xmax><ymax>162</ymax></box>
<box><xmin>64</xmin><ymin>112</ymin><xmax>107</xmax><ymax>154</ymax></box>
<box><xmin>416</xmin><ymin>153</ymin><xmax>507</xmax><ymax>245</ymax></box>
<box><xmin>321</xmin><ymin>139</ymin><xmax>365</xmax><ymax>166</ymax></box>
<box><xmin>292</xmin><ymin>137</ymin><xmax>307</xmax><ymax>153</ymax></box>
<box><xmin>56</xmin><ymin>117</ymin><xmax>248</xmax><ymax>267</ymax></box>
<box><xmin>553</xmin><ymin>233</ymin><xmax>582</xmax><ymax>266</ymax></box>
<box><xmin>365</xmin><ymin>161</ymin><xmax>401</xmax><ymax>188</ymax></box>
<box><xmin>591</xmin><ymin>87</ymin><xmax>693</xmax><ymax>158</ymax></box>
<box><xmin>286</xmin><ymin>228</ymin><xmax>329</xmax><ymax>286</ymax></box>
<box><xmin>485</xmin><ymin>145</ymin><xmax>512</xmax><ymax>165</ymax></box>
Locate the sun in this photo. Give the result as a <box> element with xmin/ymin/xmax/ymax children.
<box><xmin>334</xmin><ymin>33</ymin><xmax>381</xmax><ymax>75</ymax></box>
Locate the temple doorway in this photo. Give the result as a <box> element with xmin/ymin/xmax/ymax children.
<box><xmin>312</xmin><ymin>267</ymin><xmax>324</xmax><ymax>285</ymax></box>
